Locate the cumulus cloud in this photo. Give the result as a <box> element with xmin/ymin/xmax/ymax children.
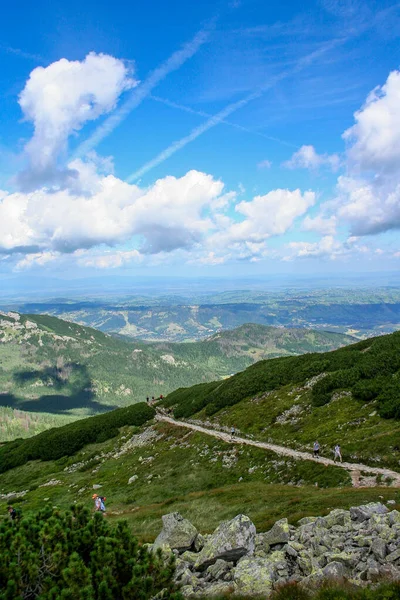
<box><xmin>283</xmin><ymin>145</ymin><xmax>340</xmax><ymax>171</ymax></box>
<box><xmin>285</xmin><ymin>235</ymin><xmax>343</xmax><ymax>260</ymax></box>
<box><xmin>302</xmin><ymin>214</ymin><xmax>337</xmax><ymax>235</ymax></box>
<box><xmin>223</xmin><ymin>189</ymin><xmax>316</xmax><ymax>243</ymax></box>
<box><xmin>304</xmin><ymin>69</ymin><xmax>400</xmax><ymax>238</ymax></box>
<box><xmin>18</xmin><ymin>53</ymin><xmax>135</xmax><ymax>188</ymax></box>
<box><xmin>343</xmin><ymin>70</ymin><xmax>400</xmax><ymax>173</ymax></box>
<box><xmin>77</xmin><ymin>249</ymin><xmax>143</xmax><ymax>269</ymax></box>
<box><xmin>0</xmin><ymin>164</ymin><xmax>225</xmax><ymax>256</ymax></box>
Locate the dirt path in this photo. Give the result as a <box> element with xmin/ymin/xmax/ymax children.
<box><xmin>156</xmin><ymin>414</ymin><xmax>400</xmax><ymax>487</ymax></box>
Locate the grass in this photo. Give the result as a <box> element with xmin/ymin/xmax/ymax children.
<box><xmin>0</xmin><ymin>419</ymin><xmax>399</xmax><ymax>542</ymax></box>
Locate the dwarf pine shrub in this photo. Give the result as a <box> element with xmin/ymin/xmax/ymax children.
<box><xmin>0</xmin><ymin>504</ymin><xmax>181</xmax><ymax>600</ymax></box>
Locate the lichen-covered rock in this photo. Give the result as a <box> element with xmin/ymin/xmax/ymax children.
<box><xmin>194</xmin><ymin>514</ymin><xmax>256</xmax><ymax>570</ymax></box>
<box><xmin>193</xmin><ymin>533</ymin><xmax>205</xmax><ymax>552</ymax></box>
<box><xmin>153</xmin><ymin>512</ymin><xmax>198</xmax><ymax>553</ymax></box>
<box><xmin>371</xmin><ymin>537</ymin><xmax>387</xmax><ymax>561</ymax></box>
<box><xmin>263</xmin><ymin>518</ymin><xmax>290</xmax><ymax>546</ymax></box>
<box><xmin>233</xmin><ymin>557</ymin><xmax>275</xmax><ymax>595</ymax></box>
<box><xmin>205</xmin><ymin>559</ymin><xmax>233</xmax><ymax>581</ymax></box>
<box><xmin>323</xmin><ymin>561</ymin><xmax>347</xmax><ymax>578</ymax></box>
<box><xmin>350</xmin><ymin>502</ymin><xmax>388</xmax><ymax>523</ymax></box>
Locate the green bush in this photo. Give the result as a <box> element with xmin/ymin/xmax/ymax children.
<box><xmin>0</xmin><ymin>403</ymin><xmax>155</xmax><ymax>475</ymax></box>
<box><xmin>0</xmin><ymin>504</ymin><xmax>182</xmax><ymax>600</ymax></box>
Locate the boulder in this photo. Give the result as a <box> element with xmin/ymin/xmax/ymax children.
<box><xmin>263</xmin><ymin>518</ymin><xmax>290</xmax><ymax>546</ymax></box>
<box><xmin>350</xmin><ymin>503</ymin><xmax>388</xmax><ymax>523</ymax></box>
<box><xmin>128</xmin><ymin>475</ymin><xmax>138</xmax><ymax>484</ymax></box>
<box><xmin>233</xmin><ymin>557</ymin><xmax>275</xmax><ymax>595</ymax></box>
<box><xmin>371</xmin><ymin>538</ymin><xmax>387</xmax><ymax>561</ymax></box>
<box><xmin>205</xmin><ymin>559</ymin><xmax>232</xmax><ymax>581</ymax></box>
<box><xmin>194</xmin><ymin>514</ymin><xmax>256</xmax><ymax>571</ymax></box>
<box><xmin>153</xmin><ymin>512</ymin><xmax>198</xmax><ymax>553</ymax></box>
<box><xmin>323</xmin><ymin>561</ymin><xmax>347</xmax><ymax>579</ymax></box>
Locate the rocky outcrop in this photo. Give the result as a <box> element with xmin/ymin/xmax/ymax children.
<box><xmin>194</xmin><ymin>515</ymin><xmax>256</xmax><ymax>570</ymax></box>
<box><xmin>153</xmin><ymin>512</ymin><xmax>199</xmax><ymax>553</ymax></box>
<box><xmin>158</xmin><ymin>502</ymin><xmax>400</xmax><ymax>597</ymax></box>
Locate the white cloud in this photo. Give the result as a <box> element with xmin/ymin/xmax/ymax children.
<box><xmin>307</xmin><ymin>69</ymin><xmax>400</xmax><ymax>237</ymax></box>
<box><xmin>0</xmin><ymin>164</ymin><xmax>225</xmax><ymax>255</ymax></box>
<box><xmin>343</xmin><ymin>70</ymin><xmax>400</xmax><ymax>173</ymax></box>
<box><xmin>15</xmin><ymin>251</ymin><xmax>59</xmax><ymax>270</ymax></box>
<box><xmin>285</xmin><ymin>235</ymin><xmax>342</xmax><ymax>260</ymax></box>
<box><xmin>224</xmin><ymin>189</ymin><xmax>316</xmax><ymax>243</ymax></box>
<box><xmin>18</xmin><ymin>53</ymin><xmax>135</xmax><ymax>187</ymax></box>
<box><xmin>257</xmin><ymin>159</ymin><xmax>272</xmax><ymax>169</ymax></box>
<box><xmin>283</xmin><ymin>145</ymin><xmax>340</xmax><ymax>171</ymax></box>
<box><xmin>302</xmin><ymin>214</ymin><xmax>337</xmax><ymax>235</ymax></box>
<box><xmin>77</xmin><ymin>249</ymin><xmax>143</xmax><ymax>269</ymax></box>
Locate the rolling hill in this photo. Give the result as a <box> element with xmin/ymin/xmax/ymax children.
<box><xmin>0</xmin><ymin>334</ymin><xmax>399</xmax><ymax>546</ymax></box>
<box><xmin>11</xmin><ymin>286</ymin><xmax>400</xmax><ymax>341</ymax></box>
<box><xmin>0</xmin><ymin>312</ymin><xmax>353</xmax><ymax>440</ymax></box>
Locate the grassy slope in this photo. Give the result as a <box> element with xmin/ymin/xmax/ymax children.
<box><xmin>0</xmin><ymin>312</ymin><xmax>352</xmax><ymax>440</ymax></box>
<box><xmin>163</xmin><ymin>331</ymin><xmax>400</xmax><ymax>471</ymax></box>
<box><xmin>1</xmin><ymin>418</ymin><xmax>399</xmax><ymax>542</ymax></box>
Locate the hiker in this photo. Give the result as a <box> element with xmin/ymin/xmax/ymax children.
<box><xmin>313</xmin><ymin>441</ymin><xmax>320</xmax><ymax>458</ymax></box>
<box><xmin>146</xmin><ymin>396</ymin><xmax>149</xmax><ymax>404</ymax></box>
<box><xmin>230</xmin><ymin>426</ymin><xmax>236</xmax><ymax>440</ymax></box>
<box><xmin>92</xmin><ymin>494</ymin><xmax>107</xmax><ymax>515</ymax></box>
<box><xmin>334</xmin><ymin>444</ymin><xmax>342</xmax><ymax>463</ymax></box>
<box><xmin>7</xmin><ymin>505</ymin><xmax>19</xmax><ymax>522</ymax></box>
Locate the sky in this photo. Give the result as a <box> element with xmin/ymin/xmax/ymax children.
<box><xmin>1</xmin><ymin>0</ymin><xmax>400</xmax><ymax>285</ymax></box>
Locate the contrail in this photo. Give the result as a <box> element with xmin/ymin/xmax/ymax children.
<box><xmin>73</xmin><ymin>19</ymin><xmax>215</xmax><ymax>159</ymax></box>
<box><xmin>150</xmin><ymin>95</ymin><xmax>297</xmax><ymax>148</ymax></box>
<box><xmin>126</xmin><ymin>38</ymin><xmax>342</xmax><ymax>182</ymax></box>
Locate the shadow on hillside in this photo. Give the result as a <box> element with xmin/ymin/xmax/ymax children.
<box><xmin>0</xmin><ymin>363</ymin><xmax>114</xmax><ymax>414</ymax></box>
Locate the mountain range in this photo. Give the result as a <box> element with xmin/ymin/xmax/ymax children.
<box><xmin>0</xmin><ymin>311</ymin><xmax>353</xmax><ymax>440</ymax></box>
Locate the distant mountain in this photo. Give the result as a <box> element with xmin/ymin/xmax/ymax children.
<box><xmin>10</xmin><ymin>293</ymin><xmax>400</xmax><ymax>341</ymax></box>
<box><xmin>0</xmin><ymin>312</ymin><xmax>354</xmax><ymax>440</ymax></box>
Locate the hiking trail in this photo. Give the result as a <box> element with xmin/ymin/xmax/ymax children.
<box><xmin>155</xmin><ymin>413</ymin><xmax>400</xmax><ymax>488</ymax></box>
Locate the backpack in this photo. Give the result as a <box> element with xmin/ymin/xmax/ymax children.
<box><xmin>99</xmin><ymin>497</ymin><xmax>106</xmax><ymax>511</ymax></box>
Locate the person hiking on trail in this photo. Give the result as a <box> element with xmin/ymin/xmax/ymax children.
<box><xmin>146</xmin><ymin>396</ymin><xmax>149</xmax><ymax>404</ymax></box>
<box><xmin>313</xmin><ymin>441</ymin><xmax>320</xmax><ymax>458</ymax></box>
<box><xmin>92</xmin><ymin>494</ymin><xmax>106</xmax><ymax>515</ymax></box>
<box><xmin>334</xmin><ymin>444</ymin><xmax>342</xmax><ymax>463</ymax></box>
<box><xmin>7</xmin><ymin>505</ymin><xmax>19</xmax><ymax>522</ymax></box>
<box><xmin>230</xmin><ymin>426</ymin><xmax>236</xmax><ymax>440</ymax></box>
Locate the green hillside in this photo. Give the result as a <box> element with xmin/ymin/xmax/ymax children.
<box><xmin>0</xmin><ymin>311</ymin><xmax>353</xmax><ymax>441</ymax></box>
<box><xmin>0</xmin><ymin>335</ymin><xmax>399</xmax><ymax>545</ymax></box>
<box><xmin>0</xmin><ymin>402</ymin><xmax>398</xmax><ymax>545</ymax></box>
<box><xmin>163</xmin><ymin>331</ymin><xmax>400</xmax><ymax>470</ymax></box>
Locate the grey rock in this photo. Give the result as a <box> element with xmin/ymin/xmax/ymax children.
<box><xmin>128</xmin><ymin>475</ymin><xmax>138</xmax><ymax>484</ymax></box>
<box><xmin>193</xmin><ymin>534</ymin><xmax>205</xmax><ymax>553</ymax></box>
<box><xmin>323</xmin><ymin>561</ymin><xmax>347</xmax><ymax>578</ymax></box>
<box><xmin>386</xmin><ymin>548</ymin><xmax>400</xmax><ymax>563</ymax></box>
<box><xmin>92</xmin><ymin>484</ymin><xmax>102</xmax><ymax>489</ymax></box>
<box><xmin>298</xmin><ymin>516</ymin><xmax>317</xmax><ymax>526</ymax></box>
<box><xmin>200</xmin><ymin>582</ymin><xmax>236</xmax><ymax>596</ymax></box>
<box><xmin>153</xmin><ymin>512</ymin><xmax>198</xmax><ymax>553</ymax></box>
<box><xmin>233</xmin><ymin>557</ymin><xmax>275</xmax><ymax>595</ymax></box>
<box><xmin>264</xmin><ymin>518</ymin><xmax>290</xmax><ymax>546</ymax></box>
<box><xmin>205</xmin><ymin>559</ymin><xmax>232</xmax><ymax>581</ymax></box>
<box><xmin>371</xmin><ymin>538</ymin><xmax>387</xmax><ymax>561</ymax></box>
<box><xmin>350</xmin><ymin>502</ymin><xmax>388</xmax><ymax>523</ymax></box>
<box><xmin>194</xmin><ymin>514</ymin><xmax>256</xmax><ymax>570</ymax></box>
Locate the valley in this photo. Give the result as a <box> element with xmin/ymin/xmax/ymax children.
<box><xmin>0</xmin><ymin>310</ymin><xmax>352</xmax><ymax>441</ymax></box>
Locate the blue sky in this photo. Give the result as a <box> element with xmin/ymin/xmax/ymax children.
<box><xmin>1</xmin><ymin>0</ymin><xmax>400</xmax><ymax>282</ymax></box>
